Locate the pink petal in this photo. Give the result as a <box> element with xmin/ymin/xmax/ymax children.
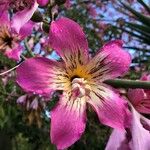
<box><xmin>87</xmin><ymin>40</ymin><xmax>131</xmax><ymax>81</ymax></box>
<box><xmin>37</xmin><ymin>0</ymin><xmax>49</xmax><ymax>6</ymax></box>
<box><xmin>30</xmin><ymin>97</ymin><xmax>38</xmax><ymax>110</ymax></box>
<box><xmin>0</xmin><ymin>3</ymin><xmax>8</xmax><ymax>17</ymax></box>
<box><xmin>5</xmin><ymin>45</ymin><xmax>23</xmax><ymax>61</ymax></box>
<box><xmin>106</xmin><ymin>106</ymin><xmax>150</xmax><ymax>150</ymax></box>
<box><xmin>64</xmin><ymin>0</ymin><xmax>71</xmax><ymax>8</ymax></box>
<box><xmin>140</xmin><ymin>74</ymin><xmax>150</xmax><ymax>81</ymax></box>
<box><xmin>128</xmin><ymin>89</ymin><xmax>150</xmax><ymax>114</ymax></box>
<box><xmin>129</xmin><ymin>107</ymin><xmax>150</xmax><ymax>150</ymax></box>
<box><xmin>16</xmin><ymin>57</ymin><xmax>67</xmax><ymax>95</ymax></box>
<box><xmin>87</xmin><ymin>4</ymin><xmax>97</xmax><ymax>17</ymax></box>
<box><xmin>0</xmin><ymin>10</ymin><xmax>10</xmax><ymax>26</ymax></box>
<box><xmin>87</xmin><ymin>85</ymin><xmax>131</xmax><ymax>129</ymax></box>
<box><xmin>51</xmin><ymin>92</ymin><xmax>87</xmax><ymax>149</ymax></box>
<box><xmin>49</xmin><ymin>17</ymin><xmax>89</xmax><ymax>65</ymax></box>
<box><xmin>11</xmin><ymin>1</ymin><xmax>38</xmax><ymax>33</ymax></box>
<box><xmin>17</xmin><ymin>95</ymin><xmax>27</xmax><ymax>105</ymax></box>
<box><xmin>140</xmin><ymin>74</ymin><xmax>150</xmax><ymax>98</ymax></box>
<box><xmin>136</xmin><ymin>100</ymin><xmax>150</xmax><ymax>114</ymax></box>
<box><xmin>127</xmin><ymin>89</ymin><xmax>145</xmax><ymax>106</ymax></box>
<box><xmin>19</xmin><ymin>21</ymin><xmax>35</xmax><ymax>39</ymax></box>
<box><xmin>105</xmin><ymin>129</ymin><xmax>130</xmax><ymax>150</ymax></box>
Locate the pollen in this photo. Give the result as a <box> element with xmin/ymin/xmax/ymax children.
<box><xmin>68</xmin><ymin>65</ymin><xmax>92</xmax><ymax>81</ymax></box>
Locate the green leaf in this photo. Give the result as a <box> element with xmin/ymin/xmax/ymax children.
<box><xmin>137</xmin><ymin>0</ymin><xmax>150</xmax><ymax>14</ymax></box>
<box><xmin>125</xmin><ymin>22</ymin><xmax>150</xmax><ymax>37</ymax></box>
<box><xmin>115</xmin><ymin>26</ymin><xmax>150</xmax><ymax>44</ymax></box>
<box><xmin>120</xmin><ymin>1</ymin><xmax>150</xmax><ymax>26</ymax></box>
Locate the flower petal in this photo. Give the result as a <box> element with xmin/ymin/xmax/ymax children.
<box><xmin>5</xmin><ymin>45</ymin><xmax>23</xmax><ymax>61</ymax></box>
<box><xmin>30</xmin><ymin>97</ymin><xmax>38</xmax><ymax>110</ymax></box>
<box><xmin>106</xmin><ymin>107</ymin><xmax>150</xmax><ymax>150</ymax></box>
<box><xmin>0</xmin><ymin>3</ymin><xmax>8</xmax><ymax>17</ymax></box>
<box><xmin>19</xmin><ymin>21</ymin><xmax>34</xmax><ymax>39</ymax></box>
<box><xmin>127</xmin><ymin>89</ymin><xmax>145</xmax><ymax>106</ymax></box>
<box><xmin>16</xmin><ymin>57</ymin><xmax>68</xmax><ymax>95</ymax></box>
<box><xmin>17</xmin><ymin>95</ymin><xmax>27</xmax><ymax>105</ymax></box>
<box><xmin>37</xmin><ymin>0</ymin><xmax>49</xmax><ymax>6</ymax></box>
<box><xmin>50</xmin><ymin>92</ymin><xmax>87</xmax><ymax>149</ymax></box>
<box><xmin>129</xmin><ymin>107</ymin><xmax>150</xmax><ymax>150</ymax></box>
<box><xmin>105</xmin><ymin>129</ymin><xmax>129</xmax><ymax>150</ymax></box>
<box><xmin>136</xmin><ymin>100</ymin><xmax>150</xmax><ymax>114</ymax></box>
<box><xmin>86</xmin><ymin>40</ymin><xmax>131</xmax><ymax>81</ymax></box>
<box><xmin>140</xmin><ymin>74</ymin><xmax>150</xmax><ymax>98</ymax></box>
<box><xmin>128</xmin><ymin>89</ymin><xmax>150</xmax><ymax>114</ymax></box>
<box><xmin>64</xmin><ymin>0</ymin><xmax>71</xmax><ymax>8</ymax></box>
<box><xmin>49</xmin><ymin>17</ymin><xmax>89</xmax><ymax>65</ymax></box>
<box><xmin>11</xmin><ymin>1</ymin><xmax>38</xmax><ymax>33</ymax></box>
<box><xmin>140</xmin><ymin>74</ymin><xmax>150</xmax><ymax>81</ymax></box>
<box><xmin>87</xmin><ymin>84</ymin><xmax>131</xmax><ymax>129</ymax></box>
<box><xmin>0</xmin><ymin>10</ymin><xmax>10</xmax><ymax>26</ymax></box>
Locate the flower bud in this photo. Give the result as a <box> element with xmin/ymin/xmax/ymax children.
<box><xmin>37</xmin><ymin>0</ymin><xmax>49</xmax><ymax>6</ymax></box>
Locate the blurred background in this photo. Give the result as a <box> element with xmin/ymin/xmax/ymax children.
<box><xmin>0</xmin><ymin>0</ymin><xmax>150</xmax><ymax>149</ymax></box>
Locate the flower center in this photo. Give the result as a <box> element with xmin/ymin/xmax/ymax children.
<box><xmin>9</xmin><ymin>0</ymin><xmax>33</xmax><ymax>12</ymax></box>
<box><xmin>71</xmin><ymin>78</ymin><xmax>91</xmax><ymax>98</ymax></box>
<box><xmin>0</xmin><ymin>25</ymin><xmax>17</xmax><ymax>51</ymax></box>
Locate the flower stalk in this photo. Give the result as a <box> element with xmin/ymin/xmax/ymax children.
<box><xmin>0</xmin><ymin>64</ymin><xmax>20</xmax><ymax>76</ymax></box>
<box><xmin>24</xmin><ymin>39</ymin><xmax>35</xmax><ymax>57</ymax></box>
<box><xmin>105</xmin><ymin>79</ymin><xmax>150</xmax><ymax>89</ymax></box>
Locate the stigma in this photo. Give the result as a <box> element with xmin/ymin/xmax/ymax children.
<box><xmin>71</xmin><ymin>78</ymin><xmax>91</xmax><ymax>99</ymax></box>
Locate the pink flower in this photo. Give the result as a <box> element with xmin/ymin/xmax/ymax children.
<box><xmin>106</xmin><ymin>74</ymin><xmax>150</xmax><ymax>150</ymax></box>
<box><xmin>64</xmin><ymin>0</ymin><xmax>71</xmax><ymax>8</ymax></box>
<box><xmin>40</xmin><ymin>37</ymin><xmax>53</xmax><ymax>54</ymax></box>
<box><xmin>128</xmin><ymin>74</ymin><xmax>150</xmax><ymax>114</ymax></box>
<box><xmin>17</xmin><ymin>95</ymin><xmax>27</xmax><ymax>105</ymax></box>
<box><xmin>0</xmin><ymin>11</ymin><xmax>34</xmax><ymax>61</ymax></box>
<box><xmin>37</xmin><ymin>0</ymin><xmax>49</xmax><ymax>6</ymax></box>
<box><xmin>0</xmin><ymin>0</ymin><xmax>45</xmax><ymax>33</ymax></box>
<box><xmin>87</xmin><ymin>4</ymin><xmax>97</xmax><ymax>18</ymax></box>
<box><xmin>17</xmin><ymin>94</ymin><xmax>49</xmax><ymax>110</ymax></box>
<box><xmin>16</xmin><ymin>17</ymin><xmax>131</xmax><ymax>149</ymax></box>
<box><xmin>105</xmin><ymin>106</ymin><xmax>150</xmax><ymax>150</ymax></box>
